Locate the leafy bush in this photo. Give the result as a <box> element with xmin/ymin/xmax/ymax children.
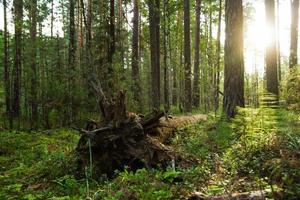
<box><xmin>283</xmin><ymin>68</ymin><xmax>300</xmax><ymax>111</ymax></box>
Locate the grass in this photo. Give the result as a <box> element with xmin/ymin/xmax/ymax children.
<box><xmin>0</xmin><ymin>108</ymin><xmax>299</xmax><ymax>199</ymax></box>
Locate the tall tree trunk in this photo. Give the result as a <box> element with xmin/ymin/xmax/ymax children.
<box><xmin>265</xmin><ymin>0</ymin><xmax>279</xmax><ymax>95</ymax></box>
<box><xmin>215</xmin><ymin>0</ymin><xmax>222</xmax><ymax>112</ymax></box>
<box><xmin>12</xmin><ymin>0</ymin><xmax>23</xmax><ymax>126</ymax></box>
<box><xmin>223</xmin><ymin>0</ymin><xmax>245</xmax><ymax>118</ymax></box>
<box><xmin>86</xmin><ymin>0</ymin><xmax>93</xmax><ymax>80</ymax></box>
<box><xmin>184</xmin><ymin>0</ymin><xmax>192</xmax><ymax>112</ymax></box>
<box><xmin>132</xmin><ymin>0</ymin><xmax>142</xmax><ymax>111</ymax></box>
<box><xmin>51</xmin><ymin>0</ymin><xmax>54</xmax><ymax>38</ymax></box>
<box><xmin>29</xmin><ymin>0</ymin><xmax>38</xmax><ymax>129</ymax></box>
<box><xmin>208</xmin><ymin>0</ymin><xmax>213</xmax><ymax>111</ymax></box>
<box><xmin>107</xmin><ymin>0</ymin><xmax>116</xmax><ymax>95</ymax></box>
<box><xmin>108</xmin><ymin>0</ymin><xmax>115</xmax><ymax>64</ymax></box>
<box><xmin>193</xmin><ymin>0</ymin><xmax>201</xmax><ymax>108</ymax></box>
<box><xmin>149</xmin><ymin>0</ymin><xmax>160</xmax><ymax>109</ymax></box>
<box><xmin>289</xmin><ymin>0</ymin><xmax>299</xmax><ymax>69</ymax></box>
<box><xmin>163</xmin><ymin>0</ymin><xmax>170</xmax><ymax>111</ymax></box>
<box><xmin>172</xmin><ymin>10</ymin><xmax>182</xmax><ymax>107</ymax></box>
<box><xmin>69</xmin><ymin>0</ymin><xmax>76</xmax><ymax>122</ymax></box>
<box><xmin>276</xmin><ymin>0</ymin><xmax>281</xmax><ymax>81</ymax></box>
<box><xmin>3</xmin><ymin>0</ymin><xmax>12</xmax><ymax>128</ymax></box>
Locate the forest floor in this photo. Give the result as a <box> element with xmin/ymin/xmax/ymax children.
<box><xmin>0</xmin><ymin>107</ymin><xmax>299</xmax><ymax>200</ymax></box>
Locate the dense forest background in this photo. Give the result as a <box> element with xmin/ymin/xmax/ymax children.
<box><xmin>0</xmin><ymin>0</ymin><xmax>298</xmax><ymax>130</ymax></box>
<box><xmin>0</xmin><ymin>0</ymin><xmax>300</xmax><ymax>199</ymax></box>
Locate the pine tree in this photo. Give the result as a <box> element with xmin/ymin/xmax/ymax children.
<box><xmin>289</xmin><ymin>0</ymin><xmax>299</xmax><ymax>68</ymax></box>
<box><xmin>184</xmin><ymin>0</ymin><xmax>192</xmax><ymax>112</ymax></box>
<box><xmin>149</xmin><ymin>0</ymin><xmax>160</xmax><ymax>109</ymax></box>
<box><xmin>223</xmin><ymin>0</ymin><xmax>245</xmax><ymax>118</ymax></box>
<box><xmin>193</xmin><ymin>0</ymin><xmax>201</xmax><ymax>108</ymax></box>
<box><xmin>265</xmin><ymin>0</ymin><xmax>279</xmax><ymax>95</ymax></box>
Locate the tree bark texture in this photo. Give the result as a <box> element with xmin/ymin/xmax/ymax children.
<box><xmin>223</xmin><ymin>0</ymin><xmax>245</xmax><ymax>118</ymax></box>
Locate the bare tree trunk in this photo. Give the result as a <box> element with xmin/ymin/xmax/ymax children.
<box><xmin>215</xmin><ymin>0</ymin><xmax>222</xmax><ymax>113</ymax></box>
<box><xmin>223</xmin><ymin>0</ymin><xmax>245</xmax><ymax>118</ymax></box>
<box><xmin>69</xmin><ymin>0</ymin><xmax>76</xmax><ymax>122</ymax></box>
<box><xmin>51</xmin><ymin>0</ymin><xmax>54</xmax><ymax>38</ymax></box>
<box><xmin>29</xmin><ymin>0</ymin><xmax>38</xmax><ymax>129</ymax></box>
<box><xmin>172</xmin><ymin>10</ymin><xmax>182</xmax><ymax>107</ymax></box>
<box><xmin>86</xmin><ymin>0</ymin><xmax>93</xmax><ymax>81</ymax></box>
<box><xmin>265</xmin><ymin>0</ymin><xmax>279</xmax><ymax>95</ymax></box>
<box><xmin>163</xmin><ymin>0</ymin><xmax>170</xmax><ymax>111</ymax></box>
<box><xmin>132</xmin><ymin>0</ymin><xmax>142</xmax><ymax>111</ymax></box>
<box><xmin>12</xmin><ymin>0</ymin><xmax>23</xmax><ymax>127</ymax></box>
<box><xmin>149</xmin><ymin>0</ymin><xmax>160</xmax><ymax>109</ymax></box>
<box><xmin>184</xmin><ymin>0</ymin><xmax>192</xmax><ymax>112</ymax></box>
<box><xmin>289</xmin><ymin>0</ymin><xmax>299</xmax><ymax>69</ymax></box>
<box><xmin>193</xmin><ymin>0</ymin><xmax>201</xmax><ymax>108</ymax></box>
<box><xmin>276</xmin><ymin>0</ymin><xmax>281</xmax><ymax>81</ymax></box>
<box><xmin>3</xmin><ymin>0</ymin><xmax>12</xmax><ymax>128</ymax></box>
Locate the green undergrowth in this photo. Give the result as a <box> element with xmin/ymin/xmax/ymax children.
<box><xmin>0</xmin><ymin>108</ymin><xmax>299</xmax><ymax>199</ymax></box>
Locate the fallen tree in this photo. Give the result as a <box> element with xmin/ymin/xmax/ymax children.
<box><xmin>75</xmin><ymin>82</ymin><xmax>206</xmax><ymax>177</ymax></box>
<box><xmin>188</xmin><ymin>189</ymin><xmax>282</xmax><ymax>200</ymax></box>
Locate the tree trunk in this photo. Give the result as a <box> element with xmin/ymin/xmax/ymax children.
<box><xmin>29</xmin><ymin>0</ymin><xmax>38</xmax><ymax>129</ymax></box>
<box><xmin>132</xmin><ymin>0</ymin><xmax>142</xmax><ymax>111</ymax></box>
<box><xmin>184</xmin><ymin>0</ymin><xmax>192</xmax><ymax>112</ymax></box>
<box><xmin>12</xmin><ymin>0</ymin><xmax>23</xmax><ymax>126</ymax></box>
<box><xmin>3</xmin><ymin>0</ymin><xmax>12</xmax><ymax>128</ymax></box>
<box><xmin>86</xmin><ymin>0</ymin><xmax>93</xmax><ymax>74</ymax></box>
<box><xmin>163</xmin><ymin>0</ymin><xmax>170</xmax><ymax>111</ymax></box>
<box><xmin>51</xmin><ymin>0</ymin><xmax>54</xmax><ymax>38</ymax></box>
<box><xmin>289</xmin><ymin>0</ymin><xmax>299</xmax><ymax>69</ymax></box>
<box><xmin>108</xmin><ymin>0</ymin><xmax>115</xmax><ymax>65</ymax></box>
<box><xmin>215</xmin><ymin>0</ymin><xmax>222</xmax><ymax>113</ymax></box>
<box><xmin>193</xmin><ymin>0</ymin><xmax>201</xmax><ymax>108</ymax></box>
<box><xmin>69</xmin><ymin>0</ymin><xmax>76</xmax><ymax>122</ymax></box>
<box><xmin>265</xmin><ymin>0</ymin><xmax>279</xmax><ymax>95</ymax></box>
<box><xmin>276</xmin><ymin>0</ymin><xmax>281</xmax><ymax>81</ymax></box>
<box><xmin>223</xmin><ymin>0</ymin><xmax>245</xmax><ymax>118</ymax></box>
<box><xmin>149</xmin><ymin>0</ymin><xmax>160</xmax><ymax>109</ymax></box>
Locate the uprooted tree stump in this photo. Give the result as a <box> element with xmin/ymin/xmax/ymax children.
<box><xmin>75</xmin><ymin>82</ymin><xmax>206</xmax><ymax>177</ymax></box>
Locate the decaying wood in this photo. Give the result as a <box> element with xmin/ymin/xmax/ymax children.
<box><xmin>76</xmin><ymin>82</ymin><xmax>207</xmax><ymax>177</ymax></box>
<box><xmin>151</xmin><ymin>114</ymin><xmax>208</xmax><ymax>143</ymax></box>
<box><xmin>188</xmin><ymin>189</ymin><xmax>281</xmax><ymax>200</ymax></box>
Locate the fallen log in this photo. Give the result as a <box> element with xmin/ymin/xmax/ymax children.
<box><xmin>150</xmin><ymin>114</ymin><xmax>208</xmax><ymax>143</ymax></box>
<box><xmin>75</xmin><ymin>82</ymin><xmax>206</xmax><ymax>177</ymax></box>
<box><xmin>188</xmin><ymin>189</ymin><xmax>282</xmax><ymax>200</ymax></box>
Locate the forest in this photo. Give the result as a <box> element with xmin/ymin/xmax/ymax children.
<box><xmin>0</xmin><ymin>0</ymin><xmax>300</xmax><ymax>199</ymax></box>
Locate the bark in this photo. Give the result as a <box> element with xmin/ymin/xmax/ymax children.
<box><xmin>193</xmin><ymin>0</ymin><xmax>201</xmax><ymax>108</ymax></box>
<box><xmin>69</xmin><ymin>0</ymin><xmax>76</xmax><ymax>121</ymax></box>
<box><xmin>163</xmin><ymin>0</ymin><xmax>170</xmax><ymax>111</ymax></box>
<box><xmin>3</xmin><ymin>0</ymin><xmax>12</xmax><ymax>127</ymax></box>
<box><xmin>149</xmin><ymin>0</ymin><xmax>160</xmax><ymax>109</ymax></box>
<box><xmin>189</xmin><ymin>189</ymin><xmax>281</xmax><ymax>200</ymax></box>
<box><xmin>12</xmin><ymin>0</ymin><xmax>23</xmax><ymax>122</ymax></box>
<box><xmin>172</xmin><ymin>10</ymin><xmax>183</xmax><ymax>107</ymax></box>
<box><xmin>184</xmin><ymin>0</ymin><xmax>192</xmax><ymax>112</ymax></box>
<box><xmin>276</xmin><ymin>0</ymin><xmax>281</xmax><ymax>81</ymax></box>
<box><xmin>108</xmin><ymin>0</ymin><xmax>115</xmax><ymax>65</ymax></box>
<box><xmin>289</xmin><ymin>0</ymin><xmax>299</xmax><ymax>68</ymax></box>
<box><xmin>85</xmin><ymin>0</ymin><xmax>93</xmax><ymax>85</ymax></box>
<box><xmin>51</xmin><ymin>0</ymin><xmax>54</xmax><ymax>38</ymax></box>
<box><xmin>223</xmin><ymin>0</ymin><xmax>245</xmax><ymax>118</ymax></box>
<box><xmin>29</xmin><ymin>0</ymin><xmax>38</xmax><ymax>129</ymax></box>
<box><xmin>215</xmin><ymin>0</ymin><xmax>222</xmax><ymax>112</ymax></box>
<box><xmin>132</xmin><ymin>0</ymin><xmax>142</xmax><ymax>111</ymax></box>
<box><xmin>265</xmin><ymin>0</ymin><xmax>279</xmax><ymax>95</ymax></box>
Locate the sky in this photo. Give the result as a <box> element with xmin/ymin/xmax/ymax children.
<box><xmin>0</xmin><ymin>0</ymin><xmax>297</xmax><ymax>75</ymax></box>
<box><xmin>244</xmin><ymin>0</ymin><xmax>292</xmax><ymax>75</ymax></box>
